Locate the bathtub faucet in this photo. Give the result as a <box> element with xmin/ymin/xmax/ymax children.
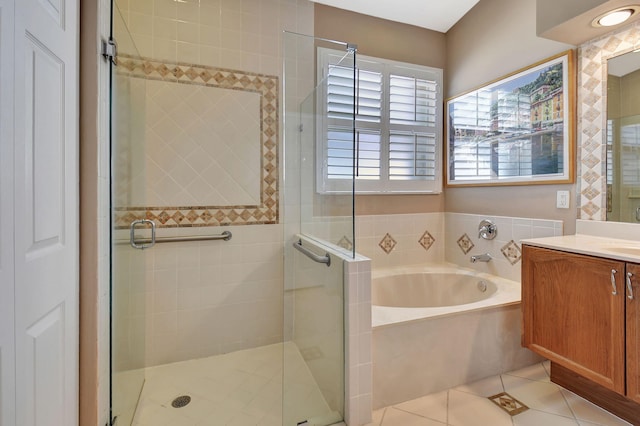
<box><xmin>470</xmin><ymin>253</ymin><xmax>492</xmax><ymax>263</ymax></box>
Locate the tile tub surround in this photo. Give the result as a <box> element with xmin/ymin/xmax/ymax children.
<box><xmin>366</xmin><ymin>361</ymin><xmax>632</xmax><ymax>426</ymax></box>
<box><xmin>355</xmin><ymin>212</ymin><xmax>562</xmax><ymax>282</ymax></box>
<box><xmin>445</xmin><ymin>213</ymin><xmax>563</xmax><ymax>282</ymax></box>
<box><xmin>372</xmin><ymin>302</ymin><xmax>542</xmax><ymax>410</ymax></box>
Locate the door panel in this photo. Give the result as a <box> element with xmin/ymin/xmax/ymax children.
<box><xmin>24</xmin><ymin>34</ymin><xmax>65</xmax><ymax>254</ymax></box>
<box><xmin>0</xmin><ymin>0</ymin><xmax>15</xmax><ymax>425</ymax></box>
<box><xmin>13</xmin><ymin>0</ymin><xmax>78</xmax><ymax>424</ymax></box>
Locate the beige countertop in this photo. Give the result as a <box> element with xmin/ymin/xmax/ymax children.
<box><xmin>521</xmin><ymin>234</ymin><xmax>640</xmax><ymax>263</ymax></box>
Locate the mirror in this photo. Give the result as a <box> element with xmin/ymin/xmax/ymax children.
<box><xmin>606</xmin><ymin>51</ymin><xmax>640</xmax><ymax>222</ymax></box>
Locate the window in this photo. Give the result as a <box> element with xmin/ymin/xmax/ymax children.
<box><xmin>317</xmin><ymin>48</ymin><xmax>443</xmax><ymax>194</ymax></box>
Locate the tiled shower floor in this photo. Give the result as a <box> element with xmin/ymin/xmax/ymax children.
<box><xmin>130</xmin><ymin>342</ymin><xmax>334</xmax><ymax>426</ymax></box>
<box><xmin>366</xmin><ymin>361</ymin><xmax>632</xmax><ymax>426</ymax></box>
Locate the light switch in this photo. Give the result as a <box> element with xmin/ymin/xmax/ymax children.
<box><xmin>556</xmin><ymin>190</ymin><xmax>570</xmax><ymax>209</ymax></box>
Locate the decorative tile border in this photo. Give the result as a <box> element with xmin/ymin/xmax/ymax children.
<box><xmin>113</xmin><ymin>54</ymin><xmax>279</xmax><ymax>228</ymax></box>
<box><xmin>457</xmin><ymin>233</ymin><xmax>474</xmax><ymax>254</ymax></box>
<box><xmin>578</xmin><ymin>22</ymin><xmax>640</xmax><ymax>220</ymax></box>
<box><xmin>501</xmin><ymin>240</ymin><xmax>522</xmax><ymax>265</ymax></box>
<box><xmin>379</xmin><ymin>233</ymin><xmax>397</xmax><ymax>254</ymax></box>
<box><xmin>418</xmin><ymin>230</ymin><xmax>435</xmax><ymax>251</ymax></box>
<box><xmin>337</xmin><ymin>235</ymin><xmax>354</xmax><ymax>251</ymax></box>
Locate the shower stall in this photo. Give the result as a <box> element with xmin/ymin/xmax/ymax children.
<box><xmin>109</xmin><ymin>2</ymin><xmax>360</xmax><ymax>425</ymax></box>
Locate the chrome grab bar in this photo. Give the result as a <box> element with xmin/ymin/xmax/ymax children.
<box><xmin>293</xmin><ymin>239</ymin><xmax>331</xmax><ymax>267</ymax></box>
<box><xmin>611</xmin><ymin>269</ymin><xmax>618</xmax><ymax>296</ymax></box>
<box><xmin>627</xmin><ymin>272</ymin><xmax>635</xmax><ymax>301</ymax></box>
<box><xmin>127</xmin><ymin>220</ymin><xmax>231</xmax><ymax>249</ymax></box>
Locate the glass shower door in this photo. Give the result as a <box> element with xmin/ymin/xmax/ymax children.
<box><xmin>283</xmin><ymin>32</ymin><xmax>356</xmax><ymax>426</ymax></box>
<box><xmin>110</xmin><ymin>3</ymin><xmax>148</xmax><ymax>425</ymax></box>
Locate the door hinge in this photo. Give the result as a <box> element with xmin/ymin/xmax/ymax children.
<box><xmin>107</xmin><ymin>415</ymin><xmax>118</xmax><ymax>426</ymax></box>
<box><xmin>102</xmin><ymin>38</ymin><xmax>118</xmax><ymax>65</ymax></box>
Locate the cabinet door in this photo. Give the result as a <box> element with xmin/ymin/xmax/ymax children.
<box><xmin>522</xmin><ymin>246</ymin><xmax>626</xmax><ymax>393</ymax></box>
<box><xmin>627</xmin><ymin>263</ymin><xmax>640</xmax><ymax>403</ymax></box>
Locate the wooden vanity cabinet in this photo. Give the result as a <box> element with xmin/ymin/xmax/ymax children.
<box><xmin>522</xmin><ymin>245</ymin><xmax>626</xmax><ymax>393</ymax></box>
<box><xmin>522</xmin><ymin>245</ymin><xmax>640</xmax><ymax>421</ymax></box>
<box><xmin>627</xmin><ymin>263</ymin><xmax>640</xmax><ymax>404</ymax></box>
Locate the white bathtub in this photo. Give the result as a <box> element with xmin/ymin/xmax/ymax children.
<box><xmin>372</xmin><ymin>264</ymin><xmax>542</xmax><ymax>409</ymax></box>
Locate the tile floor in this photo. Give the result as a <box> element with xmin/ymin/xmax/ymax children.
<box><xmin>130</xmin><ymin>342</ymin><xmax>336</xmax><ymax>426</ymax></box>
<box><xmin>366</xmin><ymin>361</ymin><xmax>632</xmax><ymax>426</ymax></box>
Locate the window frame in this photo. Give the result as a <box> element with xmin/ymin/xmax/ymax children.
<box><xmin>316</xmin><ymin>48</ymin><xmax>443</xmax><ymax>195</ymax></box>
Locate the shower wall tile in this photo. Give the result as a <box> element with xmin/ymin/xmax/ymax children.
<box><xmin>115</xmin><ymin>0</ymin><xmax>312</xmax><ymax>77</ymax></box>
<box><xmin>113</xmin><ymin>223</ymin><xmax>285</xmax><ymax>368</ymax></box>
<box><xmin>344</xmin><ymin>252</ymin><xmax>373</xmax><ymax>426</ymax></box>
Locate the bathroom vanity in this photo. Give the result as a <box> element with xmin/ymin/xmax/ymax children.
<box><xmin>522</xmin><ymin>234</ymin><xmax>640</xmax><ymax>424</ymax></box>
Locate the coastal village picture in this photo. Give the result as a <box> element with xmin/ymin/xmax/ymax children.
<box><xmin>446</xmin><ymin>53</ymin><xmax>572</xmax><ymax>185</ymax></box>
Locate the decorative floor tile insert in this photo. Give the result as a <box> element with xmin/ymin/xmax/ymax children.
<box><xmin>501</xmin><ymin>240</ymin><xmax>522</xmax><ymax>265</ymax></box>
<box><xmin>379</xmin><ymin>233</ymin><xmax>397</xmax><ymax>254</ymax></box>
<box><xmin>418</xmin><ymin>230</ymin><xmax>435</xmax><ymax>251</ymax></box>
<box><xmin>488</xmin><ymin>392</ymin><xmax>529</xmax><ymax>416</ymax></box>
<box><xmin>457</xmin><ymin>233</ymin><xmax>475</xmax><ymax>254</ymax></box>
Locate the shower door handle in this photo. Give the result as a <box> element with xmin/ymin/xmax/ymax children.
<box><xmin>130</xmin><ymin>219</ymin><xmax>156</xmax><ymax>250</ymax></box>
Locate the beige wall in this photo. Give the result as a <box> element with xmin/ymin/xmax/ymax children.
<box><xmin>445</xmin><ymin>0</ymin><xmax>578</xmax><ymax>235</ymax></box>
<box><xmin>314</xmin><ymin>4</ymin><xmax>446</xmax><ymax>215</ymax></box>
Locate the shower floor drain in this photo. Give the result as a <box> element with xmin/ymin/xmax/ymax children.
<box><xmin>171</xmin><ymin>395</ymin><xmax>191</xmax><ymax>408</ymax></box>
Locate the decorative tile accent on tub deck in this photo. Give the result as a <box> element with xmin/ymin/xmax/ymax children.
<box><xmin>457</xmin><ymin>233</ymin><xmax>474</xmax><ymax>254</ymax></box>
<box><xmin>488</xmin><ymin>392</ymin><xmax>529</xmax><ymax>416</ymax></box>
<box><xmin>337</xmin><ymin>236</ymin><xmax>354</xmax><ymax>251</ymax></box>
<box><xmin>113</xmin><ymin>55</ymin><xmax>279</xmax><ymax>228</ymax></box>
<box><xmin>379</xmin><ymin>233</ymin><xmax>397</xmax><ymax>254</ymax></box>
<box><xmin>418</xmin><ymin>230</ymin><xmax>435</xmax><ymax>251</ymax></box>
<box><xmin>501</xmin><ymin>240</ymin><xmax>522</xmax><ymax>265</ymax></box>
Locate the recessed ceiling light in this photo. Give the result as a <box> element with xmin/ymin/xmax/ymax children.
<box><xmin>592</xmin><ymin>6</ymin><xmax>640</xmax><ymax>27</ymax></box>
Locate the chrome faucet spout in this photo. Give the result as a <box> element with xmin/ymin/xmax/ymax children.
<box><xmin>470</xmin><ymin>253</ymin><xmax>492</xmax><ymax>263</ymax></box>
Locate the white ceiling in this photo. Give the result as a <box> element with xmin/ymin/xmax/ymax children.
<box><xmin>309</xmin><ymin>0</ymin><xmax>481</xmax><ymax>33</ymax></box>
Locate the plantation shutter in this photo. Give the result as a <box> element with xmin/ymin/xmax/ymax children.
<box><xmin>319</xmin><ymin>49</ymin><xmax>443</xmax><ymax>193</ymax></box>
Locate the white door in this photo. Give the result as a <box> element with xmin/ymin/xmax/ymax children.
<box><xmin>0</xmin><ymin>0</ymin><xmax>16</xmax><ymax>424</ymax></box>
<box><xmin>3</xmin><ymin>0</ymin><xmax>79</xmax><ymax>424</ymax></box>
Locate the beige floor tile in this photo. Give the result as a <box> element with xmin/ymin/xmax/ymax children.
<box><xmin>380</xmin><ymin>407</ymin><xmax>446</xmax><ymax>425</ymax></box>
<box><xmin>393</xmin><ymin>390</ymin><xmax>448</xmax><ymax>424</ymax></box>
<box><xmin>447</xmin><ymin>389</ymin><xmax>513</xmax><ymax>426</ymax></box>
<box><xmin>560</xmin><ymin>389</ymin><xmax>632</xmax><ymax>426</ymax></box>
<box><xmin>501</xmin><ymin>374</ymin><xmax>573</xmax><ymax>418</ymax></box>
<box><xmin>452</xmin><ymin>374</ymin><xmax>505</xmax><ymax>397</ymax></box>
<box><xmin>512</xmin><ymin>408</ymin><xmax>579</xmax><ymax>426</ymax></box>
<box><xmin>504</xmin><ymin>362</ymin><xmax>550</xmax><ymax>383</ymax></box>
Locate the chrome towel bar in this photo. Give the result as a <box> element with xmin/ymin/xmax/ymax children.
<box><xmin>293</xmin><ymin>239</ymin><xmax>331</xmax><ymax>267</ymax></box>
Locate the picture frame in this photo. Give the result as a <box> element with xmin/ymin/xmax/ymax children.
<box><xmin>445</xmin><ymin>50</ymin><xmax>575</xmax><ymax>187</ymax></box>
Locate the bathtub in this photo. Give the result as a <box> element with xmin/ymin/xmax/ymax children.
<box><xmin>372</xmin><ymin>264</ymin><xmax>542</xmax><ymax>409</ymax></box>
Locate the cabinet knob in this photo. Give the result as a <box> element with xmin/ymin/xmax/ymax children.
<box><xmin>611</xmin><ymin>269</ymin><xmax>618</xmax><ymax>296</ymax></box>
<box><xmin>627</xmin><ymin>272</ymin><xmax>635</xmax><ymax>301</ymax></box>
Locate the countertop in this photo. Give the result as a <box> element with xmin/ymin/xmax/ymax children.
<box><xmin>521</xmin><ymin>234</ymin><xmax>640</xmax><ymax>263</ymax></box>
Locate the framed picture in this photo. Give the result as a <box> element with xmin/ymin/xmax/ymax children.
<box><xmin>445</xmin><ymin>50</ymin><xmax>575</xmax><ymax>187</ymax></box>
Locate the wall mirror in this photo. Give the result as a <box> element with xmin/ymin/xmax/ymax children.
<box><xmin>445</xmin><ymin>51</ymin><xmax>575</xmax><ymax>187</ymax></box>
<box><xmin>607</xmin><ymin>50</ymin><xmax>640</xmax><ymax>223</ymax></box>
